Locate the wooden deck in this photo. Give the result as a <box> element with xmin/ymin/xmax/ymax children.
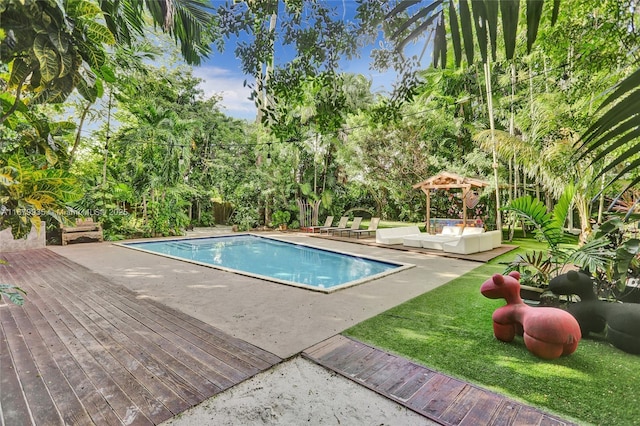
<box><xmin>304</xmin><ymin>335</ymin><xmax>577</xmax><ymax>426</ymax></box>
<box><xmin>0</xmin><ymin>249</ymin><xmax>281</xmax><ymax>426</ymax></box>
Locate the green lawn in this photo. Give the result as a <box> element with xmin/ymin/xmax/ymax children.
<box><xmin>344</xmin><ymin>237</ymin><xmax>640</xmax><ymax>426</ymax></box>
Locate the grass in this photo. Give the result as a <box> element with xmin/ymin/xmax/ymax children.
<box><xmin>344</xmin><ymin>235</ymin><xmax>640</xmax><ymax>426</ymax></box>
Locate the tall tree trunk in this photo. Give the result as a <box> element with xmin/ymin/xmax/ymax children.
<box><xmin>69</xmin><ymin>102</ymin><xmax>92</xmax><ymax>166</ymax></box>
<box><xmin>483</xmin><ymin>61</ymin><xmax>501</xmax><ymax>231</ymax></box>
<box><xmin>597</xmin><ymin>173</ymin><xmax>606</xmax><ymax>224</ymax></box>
<box><xmin>102</xmin><ymin>90</ymin><xmax>113</xmax><ymax>187</ymax></box>
<box><xmin>256</xmin><ymin>3</ymin><xmax>278</xmax><ymax>124</ymax></box>
<box><xmin>508</xmin><ymin>61</ymin><xmax>517</xmax><ymax>204</ymax></box>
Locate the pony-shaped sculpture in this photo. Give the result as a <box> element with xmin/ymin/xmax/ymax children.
<box><xmin>549</xmin><ymin>270</ymin><xmax>640</xmax><ymax>354</ymax></box>
<box><xmin>480</xmin><ymin>271</ymin><xmax>581</xmax><ymax>360</ymax></box>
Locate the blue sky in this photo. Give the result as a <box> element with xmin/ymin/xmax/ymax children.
<box><xmin>192</xmin><ymin>1</ymin><xmax>431</xmax><ymax>121</ymax></box>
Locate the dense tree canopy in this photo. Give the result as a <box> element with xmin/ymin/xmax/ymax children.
<box><xmin>2</xmin><ymin>0</ymin><xmax>640</xmax><ymax>240</ymax></box>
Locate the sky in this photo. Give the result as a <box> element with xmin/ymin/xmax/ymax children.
<box><xmin>192</xmin><ymin>1</ymin><xmax>431</xmax><ymax>121</ymax></box>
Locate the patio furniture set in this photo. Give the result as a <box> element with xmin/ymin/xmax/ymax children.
<box><xmin>306</xmin><ymin>215</ymin><xmax>501</xmax><ymax>255</ymax></box>
<box><xmin>376</xmin><ymin>225</ymin><xmax>501</xmax><ymax>255</ymax></box>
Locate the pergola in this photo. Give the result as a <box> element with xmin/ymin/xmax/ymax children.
<box><xmin>413</xmin><ymin>172</ymin><xmax>490</xmax><ymax>234</ymax></box>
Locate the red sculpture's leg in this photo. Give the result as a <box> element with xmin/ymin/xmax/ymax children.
<box><xmin>523</xmin><ymin>333</ymin><xmax>563</xmax><ymax>360</ymax></box>
<box><xmin>493</xmin><ymin>322</ymin><xmax>516</xmax><ymax>342</ymax></box>
<box><xmin>563</xmin><ymin>339</ymin><xmax>579</xmax><ymax>355</ymax></box>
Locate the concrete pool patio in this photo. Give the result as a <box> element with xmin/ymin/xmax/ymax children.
<box><xmin>1</xmin><ymin>228</ymin><xmax>577</xmax><ymax>425</ymax></box>
<box><xmin>49</xmin><ymin>230</ymin><xmax>479</xmax><ymax>359</ymax></box>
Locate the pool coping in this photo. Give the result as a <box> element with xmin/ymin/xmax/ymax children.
<box><xmin>115</xmin><ymin>233</ymin><xmax>415</xmax><ymax>294</ymax></box>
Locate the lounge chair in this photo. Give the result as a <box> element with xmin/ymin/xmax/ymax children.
<box><xmin>349</xmin><ymin>217</ymin><xmax>380</xmax><ymax>238</ymax></box>
<box><xmin>320</xmin><ymin>216</ymin><xmax>348</xmax><ymax>234</ymax></box>
<box><xmin>305</xmin><ymin>216</ymin><xmax>334</xmax><ymax>233</ymax></box>
<box><xmin>330</xmin><ymin>217</ymin><xmax>363</xmax><ymax>236</ymax></box>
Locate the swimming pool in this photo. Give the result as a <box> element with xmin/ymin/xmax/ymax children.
<box><xmin>120</xmin><ymin>234</ymin><xmax>412</xmax><ymax>292</ymax></box>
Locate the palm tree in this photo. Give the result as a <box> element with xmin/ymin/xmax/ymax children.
<box><xmin>475</xmin><ymin>129</ymin><xmax>597</xmax><ymax>241</ymax></box>
<box><xmin>99</xmin><ymin>0</ymin><xmax>215</xmax><ymax>66</ymax></box>
<box><xmin>357</xmin><ymin>1</ymin><xmax>561</xmax><ymax>230</ymax></box>
<box><xmin>363</xmin><ymin>1</ymin><xmax>640</xmax><ymax>202</ymax></box>
<box><xmin>578</xmin><ymin>67</ymin><xmax>640</xmax><ymax>198</ymax></box>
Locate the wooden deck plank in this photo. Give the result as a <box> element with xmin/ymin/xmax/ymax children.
<box><xmin>22</xmin><ymin>251</ymin><xmax>250</xmax><ymax>390</ymax></box>
<box><xmin>77</xmin><ymin>292</ymin><xmax>213</xmax><ymax>405</ymax></box>
<box><xmin>301</xmin><ymin>335</ymin><xmax>351</xmax><ymax>359</ymax></box>
<box><xmin>0</xmin><ymin>315</ymin><xmax>33</xmax><ymax>426</ymax></box>
<box><xmin>439</xmin><ymin>385</ymin><xmax>483</xmax><ymax>425</ymax></box>
<box><xmin>335</xmin><ymin>346</ymin><xmax>379</xmax><ymax>376</ymax></box>
<box><xmin>316</xmin><ymin>339</ymin><xmax>371</xmax><ymax>367</ymax></box>
<box><xmin>50</xmin><ymin>250</ymin><xmax>280</xmax><ymax>368</ymax></box>
<box><xmin>19</xmin><ymin>250</ymin><xmax>240</xmax><ymax>412</ymax></box>
<box><xmin>4</xmin><ymin>263</ymin><xmax>122</xmax><ymax>426</ymax></box>
<box><xmin>421</xmin><ymin>377</ymin><xmax>467</xmax><ymax>418</ymax></box>
<box><xmin>355</xmin><ymin>356</ymin><xmax>408</xmax><ymax>389</ymax></box>
<box><xmin>458</xmin><ymin>389</ymin><xmax>504</xmax><ymax>426</ymax></box>
<box><xmin>1</xmin><ymin>249</ymin><xmax>281</xmax><ymax>426</ymax></box>
<box><xmin>0</xmin><ymin>308</ymin><xmax>63</xmax><ymax>426</ymax></box>
<box><xmin>55</xmin><ymin>292</ymin><xmax>196</xmax><ymax>414</ymax></box>
<box><xmin>514</xmin><ymin>405</ymin><xmax>549</xmax><ymax>425</ymax></box>
<box><xmin>489</xmin><ymin>401</ymin><xmax>522</xmax><ymax>426</ymax></box>
<box><xmin>97</xmin><ymin>288</ymin><xmax>264</xmax><ymax>377</ymax></box>
<box><xmin>10</xmin><ymin>254</ymin><xmax>167</xmax><ymax>425</ymax></box>
<box><xmin>6</xmin><ymin>257</ymin><xmax>158</xmax><ymax>425</ymax></box>
<box><xmin>405</xmin><ymin>373</ymin><xmax>453</xmax><ymax>411</ymax></box>
<box><xmin>303</xmin><ymin>335</ymin><xmax>577</xmax><ymax>426</ymax></box>
<box><xmin>343</xmin><ymin>349</ymin><xmax>392</xmax><ymax>379</ymax></box>
<box><xmin>377</xmin><ymin>362</ymin><xmax>426</xmax><ymax>394</ymax></box>
<box><xmin>8</xmin><ymin>301</ymin><xmax>95</xmax><ymax>425</ymax></box>
<box><xmin>89</xmin><ymin>292</ymin><xmax>242</xmax><ymax>389</ymax></box>
<box><xmin>540</xmin><ymin>416</ymin><xmax>568</xmax><ymax>426</ymax></box>
<box><xmin>33</xmin><ymin>257</ymin><xmax>220</xmax><ymax>405</ymax></box>
<box><xmin>390</xmin><ymin>369</ymin><xmax>437</xmax><ymax>402</ymax></box>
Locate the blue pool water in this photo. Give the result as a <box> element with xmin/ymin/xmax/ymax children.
<box><xmin>122</xmin><ymin>234</ymin><xmax>407</xmax><ymax>292</ymax></box>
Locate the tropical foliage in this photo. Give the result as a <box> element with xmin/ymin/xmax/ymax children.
<box><xmin>0</xmin><ymin>152</ymin><xmax>81</xmax><ymax>238</ymax></box>
<box><xmin>503</xmin><ymin>191</ymin><xmax>640</xmax><ymax>298</ymax></box>
<box><xmin>0</xmin><ymin>283</ymin><xmax>26</xmax><ymax>306</ymax></box>
<box><xmin>1</xmin><ymin>0</ymin><xmax>639</xmax><ymax>244</ymax></box>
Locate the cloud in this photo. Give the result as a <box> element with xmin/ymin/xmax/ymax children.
<box><xmin>192</xmin><ymin>66</ymin><xmax>257</xmax><ymax>121</ymax></box>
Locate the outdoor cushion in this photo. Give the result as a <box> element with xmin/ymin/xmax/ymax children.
<box><xmin>478</xmin><ymin>233</ymin><xmax>495</xmax><ymax>252</ymax></box>
<box><xmin>421</xmin><ymin>235</ymin><xmax>460</xmax><ymax>250</ymax></box>
<box><xmin>461</xmin><ymin>226</ymin><xmax>485</xmax><ymax>235</ymax></box>
<box><xmin>402</xmin><ymin>235</ymin><xmax>428</xmax><ymax>248</ymax></box>
<box><xmin>402</xmin><ymin>234</ymin><xmax>459</xmax><ymax>250</ymax></box>
<box><xmin>480</xmin><ymin>230</ymin><xmax>502</xmax><ymax>250</ymax></box>
<box><xmin>376</xmin><ymin>226</ymin><xmax>421</xmax><ymax>244</ymax></box>
<box><xmin>440</xmin><ymin>226</ymin><xmax>462</xmax><ymax>236</ymax></box>
<box><xmin>442</xmin><ymin>234</ymin><xmax>481</xmax><ymax>254</ymax></box>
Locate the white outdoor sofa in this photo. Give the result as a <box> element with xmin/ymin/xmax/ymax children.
<box><xmin>375</xmin><ymin>226</ymin><xmax>421</xmax><ymax>244</ymax></box>
<box><xmin>441</xmin><ymin>229</ymin><xmax>502</xmax><ymax>254</ymax></box>
<box><xmin>402</xmin><ymin>225</ymin><xmax>463</xmax><ymax>249</ymax></box>
<box><xmin>401</xmin><ymin>226</ymin><xmax>502</xmax><ymax>255</ymax></box>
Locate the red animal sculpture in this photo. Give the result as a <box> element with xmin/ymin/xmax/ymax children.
<box><xmin>480</xmin><ymin>271</ymin><xmax>581</xmax><ymax>360</ymax></box>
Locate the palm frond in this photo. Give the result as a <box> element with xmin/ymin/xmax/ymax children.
<box><xmin>383</xmin><ymin>0</ymin><xmax>556</xmax><ymax>66</ymax></box>
<box><xmin>577</xmin><ymin>67</ymin><xmax>640</xmax><ymax>196</ymax></box>
<box><xmin>501</xmin><ymin>195</ymin><xmax>567</xmax><ymax>248</ymax></box>
<box><xmin>506</xmin><ymin>250</ymin><xmax>554</xmax><ymax>276</ymax></box>
<box><xmin>567</xmin><ymin>237</ymin><xmax>614</xmax><ymax>275</ymax></box>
